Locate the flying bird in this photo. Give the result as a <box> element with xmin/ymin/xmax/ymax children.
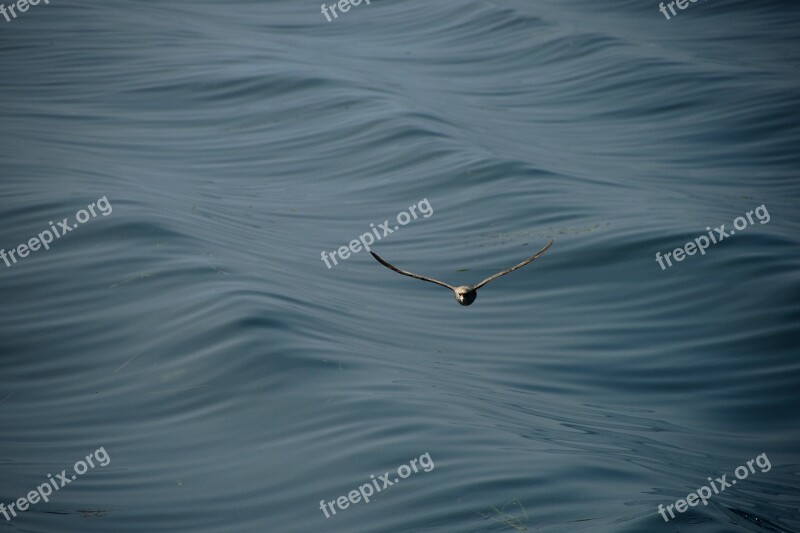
<box><xmin>370</xmin><ymin>240</ymin><xmax>554</xmax><ymax>306</ymax></box>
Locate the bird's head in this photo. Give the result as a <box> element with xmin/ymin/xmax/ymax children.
<box><xmin>454</xmin><ymin>286</ymin><xmax>477</xmax><ymax>306</ymax></box>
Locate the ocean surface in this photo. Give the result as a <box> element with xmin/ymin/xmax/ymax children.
<box><xmin>1</xmin><ymin>0</ymin><xmax>799</xmax><ymax>531</ymax></box>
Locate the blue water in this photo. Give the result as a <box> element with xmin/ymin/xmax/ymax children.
<box><xmin>1</xmin><ymin>0</ymin><xmax>799</xmax><ymax>531</ymax></box>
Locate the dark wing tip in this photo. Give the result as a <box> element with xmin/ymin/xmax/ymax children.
<box><xmin>370</xmin><ymin>251</ymin><xmax>389</xmax><ymax>266</ymax></box>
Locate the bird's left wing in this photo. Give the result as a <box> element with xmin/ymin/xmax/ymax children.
<box><xmin>473</xmin><ymin>239</ymin><xmax>554</xmax><ymax>290</ymax></box>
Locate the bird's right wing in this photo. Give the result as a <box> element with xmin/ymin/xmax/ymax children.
<box><xmin>370</xmin><ymin>252</ymin><xmax>454</xmax><ymax>291</ymax></box>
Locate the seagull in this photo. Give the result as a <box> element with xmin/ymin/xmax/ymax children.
<box><xmin>370</xmin><ymin>240</ymin><xmax>554</xmax><ymax>306</ymax></box>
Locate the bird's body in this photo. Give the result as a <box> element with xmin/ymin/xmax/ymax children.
<box><xmin>370</xmin><ymin>240</ymin><xmax>554</xmax><ymax>306</ymax></box>
<box><xmin>453</xmin><ymin>286</ymin><xmax>477</xmax><ymax>306</ymax></box>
